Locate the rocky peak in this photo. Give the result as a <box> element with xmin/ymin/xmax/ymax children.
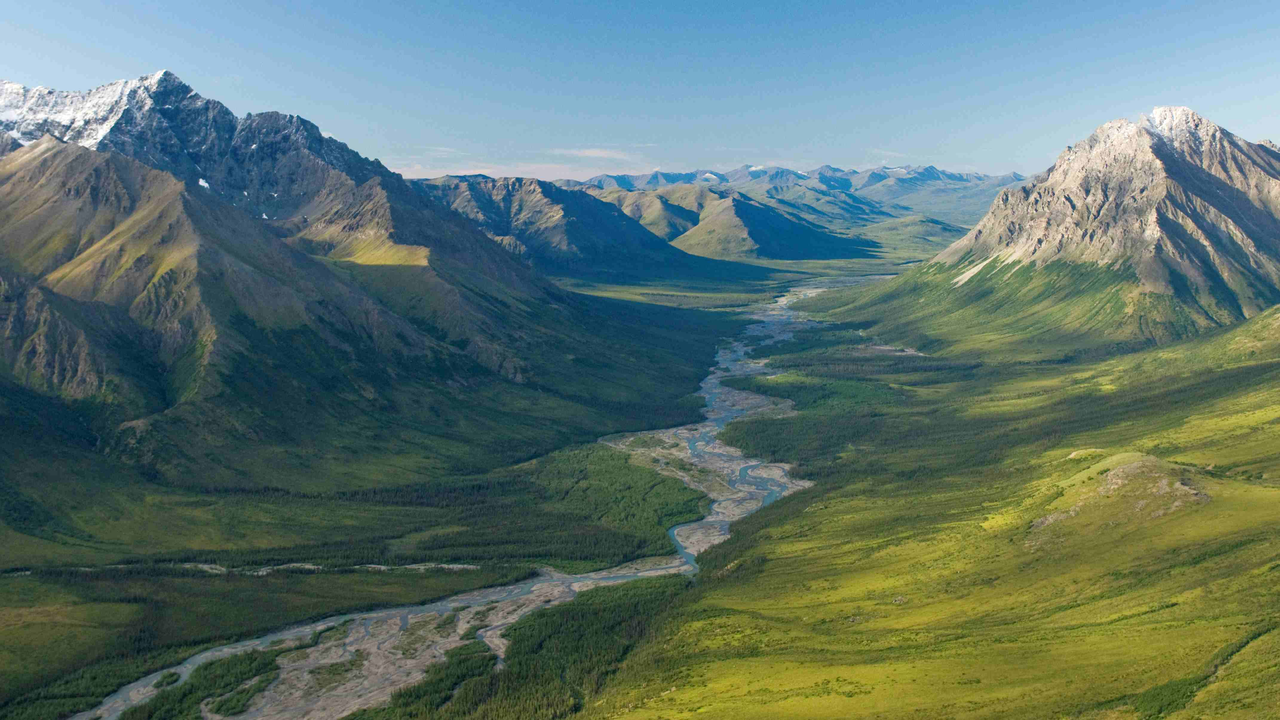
<box><xmin>935</xmin><ymin>107</ymin><xmax>1280</xmax><ymax>331</ymax></box>
<box><xmin>1145</xmin><ymin>105</ymin><xmax>1219</xmax><ymax>145</ymax></box>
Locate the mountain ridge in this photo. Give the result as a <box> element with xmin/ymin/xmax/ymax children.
<box><xmin>0</xmin><ymin>72</ymin><xmax>742</xmax><ymax>490</ymax></box>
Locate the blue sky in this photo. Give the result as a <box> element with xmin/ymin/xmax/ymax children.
<box><xmin>4</xmin><ymin>1</ymin><xmax>1278</xmax><ymax>179</ymax></box>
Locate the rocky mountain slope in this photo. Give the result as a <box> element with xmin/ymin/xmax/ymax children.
<box><xmin>0</xmin><ymin>72</ymin><xmax>734</xmax><ymax>488</ymax></box>
<box><xmin>824</xmin><ymin>107</ymin><xmax>1280</xmax><ymax>356</ymax></box>
<box><xmin>937</xmin><ymin>107</ymin><xmax>1280</xmax><ymax>332</ymax></box>
<box><xmin>1</xmin><ymin>71</ymin><xmax>548</xmax><ymax>373</ymax></box>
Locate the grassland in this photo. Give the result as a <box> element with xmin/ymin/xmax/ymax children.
<box><xmin>572</xmin><ymin>297</ymin><xmax>1280</xmax><ymax>718</ymax></box>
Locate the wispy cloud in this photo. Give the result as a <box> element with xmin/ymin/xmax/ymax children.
<box><xmin>419</xmin><ymin>146</ymin><xmax>462</xmax><ymax>156</ymax></box>
<box><xmin>548</xmin><ymin>147</ymin><xmax>637</xmax><ymax>161</ymax></box>
<box><xmin>389</xmin><ymin>160</ymin><xmax>652</xmax><ymax>181</ymax></box>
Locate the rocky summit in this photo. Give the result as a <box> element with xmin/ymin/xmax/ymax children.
<box><xmin>937</xmin><ymin>107</ymin><xmax>1280</xmax><ymax>332</ymax></box>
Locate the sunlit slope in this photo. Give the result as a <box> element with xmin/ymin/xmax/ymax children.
<box><xmin>0</xmin><ymin>140</ymin><xmax>742</xmax><ymax>491</ymax></box>
<box><xmin>591</xmin><ymin>183</ymin><xmax>879</xmax><ymax>260</ymax></box>
<box><xmin>670</xmin><ymin>193</ymin><xmax>879</xmax><ymax>261</ymax></box>
<box><xmin>581</xmin><ymin>301</ymin><xmax>1280</xmax><ymax>719</ymax></box>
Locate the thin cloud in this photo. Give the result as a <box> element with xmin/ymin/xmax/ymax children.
<box><xmin>419</xmin><ymin>146</ymin><xmax>462</xmax><ymax>155</ymax></box>
<box><xmin>389</xmin><ymin>160</ymin><xmax>652</xmax><ymax>181</ymax></box>
<box><xmin>548</xmin><ymin>148</ymin><xmax>636</xmax><ymax>161</ymax></box>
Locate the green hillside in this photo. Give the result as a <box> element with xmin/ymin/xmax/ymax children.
<box><xmin>573</xmin><ymin>293</ymin><xmax>1280</xmax><ymax>719</ymax></box>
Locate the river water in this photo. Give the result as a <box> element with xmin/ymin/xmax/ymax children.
<box><xmin>72</xmin><ymin>275</ymin><xmax>874</xmax><ymax>720</ymax></box>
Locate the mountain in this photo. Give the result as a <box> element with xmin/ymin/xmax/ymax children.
<box><xmin>0</xmin><ymin>72</ymin><xmax>737</xmax><ymax>489</ymax></box>
<box><xmin>559</xmin><ymin>169</ymin><xmax>727</xmax><ymax>190</ymax></box>
<box><xmin>591</xmin><ymin>184</ymin><xmax>727</xmax><ymax>240</ymax></box>
<box><xmin>939</xmin><ymin>108</ymin><xmax>1280</xmax><ymax>328</ymax></box>
<box><xmin>588</xmin><ymin>184</ymin><xmax>877</xmax><ymax>261</ymax></box>
<box><xmin>413</xmin><ymin>174</ymin><xmax>706</xmax><ymax>277</ymax></box>
<box><xmin>0</xmin><ymin>137</ymin><xmax>466</xmax><ymax>469</ymax></box>
<box><xmin>669</xmin><ymin>193</ymin><xmax>878</xmax><ymax>261</ymax></box>
<box><xmin>828</xmin><ymin>107</ymin><xmax>1280</xmax><ymax>357</ymax></box>
<box><xmin>562</xmin><ymin>162</ymin><xmax>1022</xmax><ymax>230</ymax></box>
<box><xmin>0</xmin><ymin>71</ymin><xmax>547</xmax><ymax>373</ymax></box>
<box><xmin>811</xmin><ymin>165</ymin><xmax>1027</xmax><ymax>225</ymax></box>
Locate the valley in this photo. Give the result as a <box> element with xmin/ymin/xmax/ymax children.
<box><xmin>23</xmin><ymin>278</ymin><xmax>873</xmax><ymax>720</ymax></box>
<box><xmin>2</xmin><ymin>60</ymin><xmax>1280</xmax><ymax>720</ymax></box>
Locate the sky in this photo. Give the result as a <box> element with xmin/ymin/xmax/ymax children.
<box><xmin>3</xmin><ymin>0</ymin><xmax>1279</xmax><ymax>180</ymax></box>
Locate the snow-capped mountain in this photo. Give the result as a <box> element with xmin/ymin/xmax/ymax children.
<box><xmin>1</xmin><ymin>71</ymin><xmax>236</xmax><ymax>175</ymax></box>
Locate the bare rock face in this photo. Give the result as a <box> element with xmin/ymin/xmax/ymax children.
<box><xmin>937</xmin><ymin>107</ymin><xmax>1280</xmax><ymax>327</ymax></box>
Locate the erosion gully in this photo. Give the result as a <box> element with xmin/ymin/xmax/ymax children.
<box><xmin>74</xmin><ymin>276</ymin><xmax>877</xmax><ymax>720</ymax></box>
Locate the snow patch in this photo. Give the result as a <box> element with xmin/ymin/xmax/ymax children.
<box><xmin>198</xmin><ymin>178</ymin><xmax>210</xmax><ymax>189</ymax></box>
<box><xmin>749</xmin><ymin>165</ymin><xmax>765</xmax><ymax>171</ymax></box>
<box><xmin>250</xmin><ymin>143</ymin><xmax>257</xmax><ymax>149</ymax></box>
<box><xmin>242</xmin><ymin>191</ymin><xmax>248</xmax><ymax>196</ymax></box>
<box><xmin>262</xmin><ymin>213</ymin><xmax>268</xmax><ymax>219</ymax></box>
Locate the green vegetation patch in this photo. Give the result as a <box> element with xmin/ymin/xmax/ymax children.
<box><xmin>209</xmin><ymin>669</ymin><xmax>278</xmax><ymax>716</ymax></box>
<box><xmin>119</xmin><ymin>648</ymin><xmax>285</xmax><ymax>720</ymax></box>
<box><xmin>310</xmin><ymin>650</ymin><xmax>366</xmax><ymax>691</ymax></box>
<box><xmin>348</xmin><ymin>578</ymin><xmax>688</xmax><ymax>720</ymax></box>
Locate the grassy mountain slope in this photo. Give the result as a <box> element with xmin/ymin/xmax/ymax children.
<box><xmin>0</xmin><ymin>139</ymin><xmax>748</xmax><ymax>525</ymax></box>
<box><xmin>413</xmin><ymin>175</ymin><xmax>770</xmax><ymax>282</ymax></box>
<box><xmin>590</xmin><ymin>185</ymin><xmax>710</xmax><ymax>241</ymax></box>
<box><xmin>670</xmin><ymin>194</ymin><xmax>878</xmax><ymax>261</ymax></box>
<box><xmin>578</xmin><ymin>293</ymin><xmax>1280</xmax><ymax>720</ymax></box>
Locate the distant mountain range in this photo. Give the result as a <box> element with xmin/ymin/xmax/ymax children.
<box><xmin>488</xmin><ymin>163</ymin><xmax>1021</xmax><ymax>262</ymax></box>
<box><xmin>558</xmin><ymin>163</ymin><xmax>1026</xmax><ymax>227</ymax></box>
<box><xmin>587</xmin><ymin>183</ymin><xmax>881</xmax><ymax>261</ymax></box>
